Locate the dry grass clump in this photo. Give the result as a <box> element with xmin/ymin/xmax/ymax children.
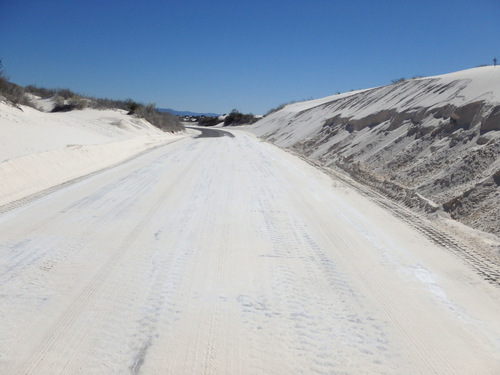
<box><xmin>0</xmin><ymin>60</ymin><xmax>183</xmax><ymax>132</ymax></box>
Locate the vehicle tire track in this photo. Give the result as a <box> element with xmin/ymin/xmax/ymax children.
<box><xmin>285</xmin><ymin>171</ymin><xmax>494</xmax><ymax>374</ymax></box>
<box><xmin>294</xmin><ymin>153</ymin><xmax>500</xmax><ymax>287</ymax></box>
<box><xmin>5</xmin><ymin>139</ymin><xmax>211</xmax><ymax>375</ymax></box>
<box><xmin>0</xmin><ymin>138</ymin><xmax>185</xmax><ymax>216</ymax></box>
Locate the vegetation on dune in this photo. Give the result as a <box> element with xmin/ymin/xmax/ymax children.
<box><xmin>197</xmin><ymin>116</ymin><xmax>221</xmax><ymax>127</ymax></box>
<box><xmin>131</xmin><ymin>102</ymin><xmax>183</xmax><ymax>132</ymax></box>
<box><xmin>223</xmin><ymin>109</ymin><xmax>258</xmax><ymax>126</ymax></box>
<box><xmin>265</xmin><ymin>101</ymin><xmax>297</xmax><ymax>116</ymax></box>
<box><xmin>0</xmin><ymin>59</ymin><xmax>183</xmax><ymax>132</ymax></box>
<box><xmin>0</xmin><ymin>60</ymin><xmax>32</xmax><ymax>107</ymax></box>
<box><xmin>391</xmin><ymin>77</ymin><xmax>406</xmax><ymax>84</ymax></box>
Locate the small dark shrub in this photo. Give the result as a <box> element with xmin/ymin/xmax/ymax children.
<box><xmin>0</xmin><ymin>65</ymin><xmax>183</xmax><ymax>131</ymax></box>
<box><xmin>133</xmin><ymin>103</ymin><xmax>183</xmax><ymax>132</ymax></box>
<box><xmin>223</xmin><ymin>110</ymin><xmax>257</xmax><ymax>126</ymax></box>
<box><xmin>198</xmin><ymin>117</ymin><xmax>220</xmax><ymax>126</ymax></box>
<box><xmin>55</xmin><ymin>88</ymin><xmax>77</xmax><ymax>99</ymax></box>
<box><xmin>91</xmin><ymin>97</ymin><xmax>130</xmax><ymax>111</ymax></box>
<box><xmin>391</xmin><ymin>77</ymin><xmax>406</xmax><ymax>84</ymax></box>
<box><xmin>25</xmin><ymin>85</ymin><xmax>57</xmax><ymax>98</ymax></box>
<box><xmin>265</xmin><ymin>100</ymin><xmax>299</xmax><ymax>116</ymax></box>
<box><xmin>0</xmin><ymin>71</ymin><xmax>31</xmax><ymax>106</ymax></box>
<box><xmin>126</xmin><ymin>101</ymin><xmax>140</xmax><ymax>114</ymax></box>
<box><xmin>51</xmin><ymin>104</ymin><xmax>78</xmax><ymax>112</ymax></box>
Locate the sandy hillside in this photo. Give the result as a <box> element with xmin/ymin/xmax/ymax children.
<box><xmin>0</xmin><ymin>100</ymin><xmax>188</xmax><ymax>207</ymax></box>
<box><xmin>249</xmin><ymin>66</ymin><xmax>500</xmax><ymax>238</ymax></box>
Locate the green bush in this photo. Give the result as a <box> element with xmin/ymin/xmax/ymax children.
<box><xmin>126</xmin><ymin>100</ymin><xmax>140</xmax><ymax>114</ymax></box>
<box><xmin>197</xmin><ymin>116</ymin><xmax>220</xmax><ymax>126</ymax></box>
<box><xmin>223</xmin><ymin>109</ymin><xmax>257</xmax><ymax>126</ymax></box>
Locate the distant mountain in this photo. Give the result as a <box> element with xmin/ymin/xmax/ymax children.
<box><xmin>158</xmin><ymin>108</ymin><xmax>222</xmax><ymax>117</ymax></box>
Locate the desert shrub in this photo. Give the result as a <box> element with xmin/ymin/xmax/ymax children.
<box><xmin>391</xmin><ymin>77</ymin><xmax>406</xmax><ymax>84</ymax></box>
<box><xmin>24</xmin><ymin>84</ymin><xmax>131</xmax><ymax>112</ymax></box>
<box><xmin>23</xmin><ymin>84</ymin><xmax>85</xmax><ymax>111</ymax></box>
<box><xmin>197</xmin><ymin>116</ymin><xmax>220</xmax><ymax>126</ymax></box>
<box><xmin>133</xmin><ymin>103</ymin><xmax>183</xmax><ymax>132</ymax></box>
<box><xmin>223</xmin><ymin>109</ymin><xmax>257</xmax><ymax>126</ymax></box>
<box><xmin>90</xmin><ymin>97</ymin><xmax>130</xmax><ymax>111</ymax></box>
<box><xmin>55</xmin><ymin>88</ymin><xmax>77</xmax><ymax>99</ymax></box>
<box><xmin>24</xmin><ymin>85</ymin><xmax>57</xmax><ymax>98</ymax></box>
<box><xmin>1</xmin><ymin>62</ymin><xmax>183</xmax><ymax>131</ymax></box>
<box><xmin>126</xmin><ymin>100</ymin><xmax>140</xmax><ymax>114</ymax></box>
<box><xmin>0</xmin><ymin>71</ymin><xmax>31</xmax><ymax>106</ymax></box>
<box><xmin>68</xmin><ymin>95</ymin><xmax>87</xmax><ymax>109</ymax></box>
<box><xmin>50</xmin><ymin>95</ymin><xmax>87</xmax><ymax>112</ymax></box>
<box><xmin>0</xmin><ymin>59</ymin><xmax>30</xmax><ymax>106</ymax></box>
<box><xmin>223</xmin><ymin>111</ymin><xmax>241</xmax><ymax>126</ymax></box>
<box><xmin>265</xmin><ymin>100</ymin><xmax>299</xmax><ymax>116</ymax></box>
<box><xmin>265</xmin><ymin>105</ymin><xmax>285</xmax><ymax>116</ymax></box>
<box><xmin>51</xmin><ymin>103</ymin><xmax>78</xmax><ymax>112</ymax></box>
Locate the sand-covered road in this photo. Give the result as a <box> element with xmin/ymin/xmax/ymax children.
<box><xmin>1</xmin><ymin>129</ymin><xmax>499</xmax><ymax>374</ymax></box>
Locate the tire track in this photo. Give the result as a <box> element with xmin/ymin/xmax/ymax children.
<box><xmin>283</xmin><ymin>161</ymin><xmax>495</xmax><ymax>374</ymax></box>
<box><xmin>0</xmin><ymin>137</ymin><xmax>186</xmax><ymax>216</ymax></box>
<box><xmin>293</xmin><ymin>152</ymin><xmax>500</xmax><ymax>287</ymax></box>
<box><xmin>373</xmin><ymin>194</ymin><xmax>500</xmax><ymax>286</ymax></box>
<box><xmin>3</xmin><ymin>130</ymin><xmax>499</xmax><ymax>374</ymax></box>
<box><xmin>4</xmin><ymin>138</ymin><xmax>212</xmax><ymax>375</ymax></box>
<box><xmin>314</xmin><ymin>219</ymin><xmax>449</xmax><ymax>374</ymax></box>
<box><xmin>233</xmin><ymin>141</ymin><xmax>398</xmax><ymax>374</ymax></box>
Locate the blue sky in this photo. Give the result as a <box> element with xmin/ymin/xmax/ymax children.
<box><xmin>1</xmin><ymin>0</ymin><xmax>498</xmax><ymax>114</ymax></box>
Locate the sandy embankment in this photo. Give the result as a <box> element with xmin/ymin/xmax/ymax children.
<box><xmin>0</xmin><ymin>103</ymin><xmax>190</xmax><ymax>205</ymax></box>
<box><xmin>0</xmin><ymin>102</ymin><xmax>188</xmax><ymax>207</ymax></box>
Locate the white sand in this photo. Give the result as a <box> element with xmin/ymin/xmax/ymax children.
<box><xmin>247</xmin><ymin>66</ymin><xmax>500</xmax><ymax>236</ymax></box>
<box><xmin>0</xmin><ymin>102</ymin><xmax>189</xmax><ymax>206</ymax></box>
<box><xmin>251</xmin><ymin>66</ymin><xmax>500</xmax><ymax>148</ymax></box>
<box><xmin>0</xmin><ymin>102</ymin><xmax>499</xmax><ymax>373</ymax></box>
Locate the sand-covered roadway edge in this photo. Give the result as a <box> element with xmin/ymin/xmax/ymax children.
<box><xmin>1</xmin><ymin>127</ymin><xmax>500</xmax><ymax>374</ymax></box>
<box><xmin>268</xmin><ymin>137</ymin><xmax>500</xmax><ymax>287</ymax></box>
<box><xmin>0</xmin><ymin>133</ymin><xmax>194</xmax><ymax>213</ymax></box>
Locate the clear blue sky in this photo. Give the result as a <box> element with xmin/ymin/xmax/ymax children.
<box><xmin>1</xmin><ymin>0</ymin><xmax>498</xmax><ymax>114</ymax></box>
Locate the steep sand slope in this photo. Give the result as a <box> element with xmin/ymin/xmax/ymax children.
<box><xmin>249</xmin><ymin>67</ymin><xmax>500</xmax><ymax>237</ymax></box>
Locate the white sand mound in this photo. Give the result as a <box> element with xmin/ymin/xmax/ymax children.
<box><xmin>249</xmin><ymin>66</ymin><xmax>500</xmax><ymax>236</ymax></box>
<box><xmin>0</xmin><ymin>101</ymin><xmax>186</xmax><ymax>207</ymax></box>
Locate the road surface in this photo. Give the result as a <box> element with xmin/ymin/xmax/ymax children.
<box><xmin>1</xmin><ymin>129</ymin><xmax>499</xmax><ymax>374</ymax></box>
